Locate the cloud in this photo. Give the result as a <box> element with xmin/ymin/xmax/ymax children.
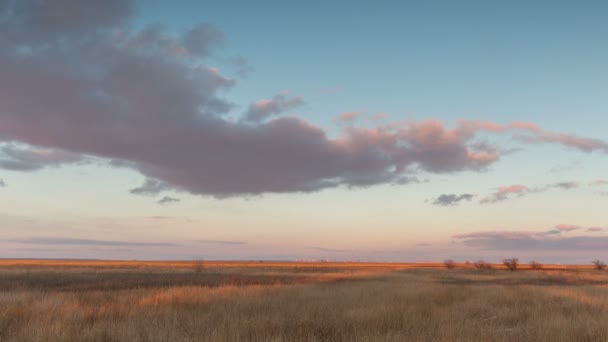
<box><xmin>157</xmin><ymin>196</ymin><xmax>180</xmax><ymax>205</ymax></box>
<box><xmin>0</xmin><ymin>143</ymin><xmax>83</xmax><ymax>171</ymax></box>
<box><xmin>243</xmin><ymin>92</ymin><xmax>305</xmax><ymax>122</ymax></box>
<box><xmin>591</xmin><ymin>180</ymin><xmax>608</xmax><ymax>186</ymax></box>
<box><xmin>336</xmin><ymin>111</ymin><xmax>361</xmax><ymax>123</ymax></box>
<box><xmin>129</xmin><ymin>179</ymin><xmax>168</xmax><ymax>196</ymax></box>
<box><xmin>431</xmin><ymin>193</ymin><xmax>475</xmax><ymax>206</ymax></box>
<box><xmin>9</xmin><ymin>237</ymin><xmax>176</xmax><ymax>247</ymax></box>
<box><xmin>193</xmin><ymin>239</ymin><xmax>246</xmax><ymax>245</ymax></box>
<box><xmin>587</xmin><ymin>227</ymin><xmax>607</xmax><ymax>232</ymax></box>
<box><xmin>311</xmin><ymin>247</ymin><xmax>346</xmax><ymax>253</ymax></box>
<box><xmin>549</xmin><ymin>160</ymin><xmax>581</xmax><ymax>174</ymax></box>
<box><xmin>480</xmin><ymin>184</ymin><xmax>529</xmax><ymax>204</ymax></box>
<box><xmin>454</xmin><ymin>226</ymin><xmax>608</xmax><ymax>251</ymax></box>
<box><xmin>550</xmin><ymin>181</ymin><xmax>579</xmax><ymax>190</ymax></box>
<box><xmin>1</xmin><ymin>2</ymin><xmax>608</xmax><ymax>198</ymax></box>
<box><xmin>0</xmin><ymin>179</ymin><xmax>5</xmax><ymax>187</ymax></box>
<box><xmin>459</xmin><ymin>120</ymin><xmax>608</xmax><ymax>154</ymax></box>
<box><xmin>181</xmin><ymin>23</ymin><xmax>224</xmax><ymax>58</ymax></box>
<box><xmin>481</xmin><ymin>182</ymin><xmax>579</xmax><ymax>204</ymax></box>
<box><xmin>554</xmin><ymin>224</ymin><xmax>581</xmax><ymax>232</ymax></box>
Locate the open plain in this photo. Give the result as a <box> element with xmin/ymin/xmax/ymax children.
<box><xmin>0</xmin><ymin>260</ymin><xmax>607</xmax><ymax>342</ymax></box>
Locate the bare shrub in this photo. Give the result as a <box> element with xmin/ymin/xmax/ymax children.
<box><xmin>593</xmin><ymin>260</ymin><xmax>606</xmax><ymax>270</ymax></box>
<box><xmin>503</xmin><ymin>258</ymin><xmax>518</xmax><ymax>271</ymax></box>
<box><xmin>443</xmin><ymin>259</ymin><xmax>456</xmax><ymax>269</ymax></box>
<box><xmin>473</xmin><ymin>260</ymin><xmax>493</xmax><ymax>270</ymax></box>
<box><xmin>529</xmin><ymin>261</ymin><xmax>543</xmax><ymax>270</ymax></box>
<box><xmin>193</xmin><ymin>258</ymin><xmax>205</xmax><ymax>273</ymax></box>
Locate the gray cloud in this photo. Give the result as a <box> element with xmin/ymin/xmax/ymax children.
<box><xmin>129</xmin><ymin>179</ymin><xmax>168</xmax><ymax>196</ymax></box>
<box><xmin>9</xmin><ymin>237</ymin><xmax>176</xmax><ymax>247</ymax></box>
<box><xmin>243</xmin><ymin>92</ymin><xmax>305</xmax><ymax>123</ymax></box>
<box><xmin>157</xmin><ymin>196</ymin><xmax>180</xmax><ymax>205</ymax></box>
<box><xmin>1</xmin><ymin>2</ymin><xmax>608</xmax><ymax>198</ymax></box>
<box><xmin>0</xmin><ymin>143</ymin><xmax>83</xmax><ymax>171</ymax></box>
<box><xmin>0</xmin><ymin>179</ymin><xmax>5</xmax><ymax>187</ymax></box>
<box><xmin>431</xmin><ymin>193</ymin><xmax>475</xmax><ymax>206</ymax></box>
<box><xmin>182</xmin><ymin>23</ymin><xmax>224</xmax><ymax>58</ymax></box>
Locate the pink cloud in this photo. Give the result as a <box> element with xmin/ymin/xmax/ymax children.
<box><xmin>555</xmin><ymin>224</ymin><xmax>581</xmax><ymax>232</ymax></box>
<box><xmin>481</xmin><ymin>181</ymin><xmax>580</xmax><ymax>204</ymax></box>
<box><xmin>336</xmin><ymin>111</ymin><xmax>362</xmax><ymax>122</ymax></box>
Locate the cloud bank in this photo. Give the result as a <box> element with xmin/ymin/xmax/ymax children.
<box><xmin>1</xmin><ymin>1</ymin><xmax>608</xmax><ymax>198</ymax></box>
<box><xmin>454</xmin><ymin>224</ymin><xmax>608</xmax><ymax>251</ymax></box>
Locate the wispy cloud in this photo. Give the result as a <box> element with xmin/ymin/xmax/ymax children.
<box><xmin>192</xmin><ymin>239</ymin><xmax>246</xmax><ymax>245</ymax></box>
<box><xmin>157</xmin><ymin>196</ymin><xmax>181</xmax><ymax>206</ymax></box>
<box><xmin>431</xmin><ymin>193</ymin><xmax>475</xmax><ymax>206</ymax></box>
<box><xmin>454</xmin><ymin>224</ymin><xmax>608</xmax><ymax>251</ymax></box>
<box><xmin>335</xmin><ymin>111</ymin><xmax>362</xmax><ymax>123</ymax></box>
<box><xmin>591</xmin><ymin>180</ymin><xmax>608</xmax><ymax>186</ymax></box>
<box><xmin>310</xmin><ymin>247</ymin><xmax>346</xmax><ymax>253</ymax></box>
<box><xmin>9</xmin><ymin>237</ymin><xmax>176</xmax><ymax>247</ymax></box>
<box><xmin>481</xmin><ymin>182</ymin><xmax>579</xmax><ymax>204</ymax></box>
<box><xmin>243</xmin><ymin>92</ymin><xmax>304</xmax><ymax>123</ymax></box>
<box><xmin>130</xmin><ymin>179</ymin><xmax>169</xmax><ymax>196</ymax></box>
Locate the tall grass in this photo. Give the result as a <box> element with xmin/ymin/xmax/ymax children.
<box><xmin>1</xmin><ymin>262</ymin><xmax>607</xmax><ymax>341</ymax></box>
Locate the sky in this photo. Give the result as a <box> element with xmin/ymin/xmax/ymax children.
<box><xmin>0</xmin><ymin>0</ymin><xmax>607</xmax><ymax>263</ymax></box>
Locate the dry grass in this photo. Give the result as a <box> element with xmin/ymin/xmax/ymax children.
<box><xmin>1</xmin><ymin>260</ymin><xmax>608</xmax><ymax>341</ymax></box>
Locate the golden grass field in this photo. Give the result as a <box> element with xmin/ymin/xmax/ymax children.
<box><xmin>1</xmin><ymin>260</ymin><xmax>607</xmax><ymax>341</ymax></box>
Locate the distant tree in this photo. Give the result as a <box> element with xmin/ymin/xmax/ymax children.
<box><xmin>529</xmin><ymin>260</ymin><xmax>543</xmax><ymax>270</ymax></box>
<box><xmin>444</xmin><ymin>259</ymin><xmax>456</xmax><ymax>269</ymax></box>
<box><xmin>503</xmin><ymin>258</ymin><xmax>518</xmax><ymax>271</ymax></box>
<box><xmin>474</xmin><ymin>260</ymin><xmax>493</xmax><ymax>270</ymax></box>
<box><xmin>593</xmin><ymin>260</ymin><xmax>606</xmax><ymax>270</ymax></box>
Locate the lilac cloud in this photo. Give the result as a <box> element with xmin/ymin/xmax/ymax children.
<box><xmin>454</xmin><ymin>225</ymin><xmax>608</xmax><ymax>251</ymax></box>
<box><xmin>1</xmin><ymin>2</ymin><xmax>608</xmax><ymax>198</ymax></box>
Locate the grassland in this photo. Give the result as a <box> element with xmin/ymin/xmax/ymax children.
<box><xmin>1</xmin><ymin>260</ymin><xmax>607</xmax><ymax>341</ymax></box>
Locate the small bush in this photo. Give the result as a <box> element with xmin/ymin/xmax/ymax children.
<box><xmin>593</xmin><ymin>260</ymin><xmax>606</xmax><ymax>270</ymax></box>
<box><xmin>529</xmin><ymin>261</ymin><xmax>543</xmax><ymax>270</ymax></box>
<box><xmin>474</xmin><ymin>260</ymin><xmax>493</xmax><ymax>270</ymax></box>
<box><xmin>444</xmin><ymin>259</ymin><xmax>456</xmax><ymax>269</ymax></box>
<box><xmin>503</xmin><ymin>258</ymin><xmax>518</xmax><ymax>271</ymax></box>
<box><xmin>193</xmin><ymin>259</ymin><xmax>205</xmax><ymax>273</ymax></box>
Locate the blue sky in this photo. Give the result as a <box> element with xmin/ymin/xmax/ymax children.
<box><xmin>0</xmin><ymin>0</ymin><xmax>607</xmax><ymax>263</ymax></box>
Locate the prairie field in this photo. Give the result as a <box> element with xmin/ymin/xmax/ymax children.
<box><xmin>1</xmin><ymin>260</ymin><xmax>607</xmax><ymax>342</ymax></box>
